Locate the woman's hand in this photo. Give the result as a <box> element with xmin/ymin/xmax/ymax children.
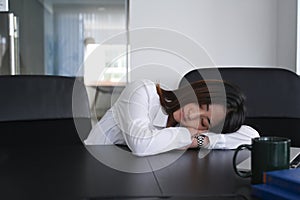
<box><xmin>187</xmin><ymin>127</ymin><xmax>206</xmax><ymax>137</ymax></box>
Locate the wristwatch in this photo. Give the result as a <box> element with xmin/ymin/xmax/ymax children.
<box><xmin>195</xmin><ymin>134</ymin><xmax>206</xmax><ymax>149</ymax></box>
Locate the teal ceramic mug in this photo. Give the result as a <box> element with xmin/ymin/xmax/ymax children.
<box><xmin>233</xmin><ymin>136</ymin><xmax>290</xmax><ymax>184</ymax></box>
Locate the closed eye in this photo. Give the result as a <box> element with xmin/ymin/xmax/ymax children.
<box><xmin>200</xmin><ymin>117</ymin><xmax>210</xmax><ymax>129</ymax></box>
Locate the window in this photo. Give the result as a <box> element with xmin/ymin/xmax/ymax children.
<box><xmin>43</xmin><ymin>0</ymin><xmax>129</xmax><ymax>84</ymax></box>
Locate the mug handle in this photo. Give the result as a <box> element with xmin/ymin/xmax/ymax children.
<box><xmin>233</xmin><ymin>144</ymin><xmax>252</xmax><ymax>178</ymax></box>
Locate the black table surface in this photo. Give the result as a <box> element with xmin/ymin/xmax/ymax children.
<box><xmin>0</xmin><ymin>145</ymin><xmax>253</xmax><ymax>200</ymax></box>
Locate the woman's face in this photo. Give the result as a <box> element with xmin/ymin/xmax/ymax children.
<box><xmin>173</xmin><ymin>103</ymin><xmax>226</xmax><ymax>131</ymax></box>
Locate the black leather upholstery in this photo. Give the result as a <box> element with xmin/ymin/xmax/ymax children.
<box><xmin>0</xmin><ymin>75</ymin><xmax>92</xmax><ymax>145</ymax></box>
<box><xmin>179</xmin><ymin>67</ymin><xmax>300</xmax><ymax>146</ymax></box>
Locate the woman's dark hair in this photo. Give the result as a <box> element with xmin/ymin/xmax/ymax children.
<box><xmin>156</xmin><ymin>80</ymin><xmax>246</xmax><ymax>133</ymax></box>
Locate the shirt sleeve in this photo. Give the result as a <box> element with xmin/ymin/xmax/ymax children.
<box><xmin>112</xmin><ymin>80</ymin><xmax>192</xmax><ymax>156</ymax></box>
<box><xmin>204</xmin><ymin>125</ymin><xmax>260</xmax><ymax>149</ymax></box>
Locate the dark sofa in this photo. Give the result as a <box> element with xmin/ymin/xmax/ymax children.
<box><xmin>0</xmin><ymin>75</ymin><xmax>92</xmax><ymax>145</ymax></box>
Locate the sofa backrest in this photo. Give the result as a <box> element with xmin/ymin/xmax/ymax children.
<box><xmin>0</xmin><ymin>75</ymin><xmax>92</xmax><ymax>145</ymax></box>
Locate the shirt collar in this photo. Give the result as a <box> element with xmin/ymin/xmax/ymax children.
<box><xmin>152</xmin><ymin>107</ymin><xmax>168</xmax><ymax>127</ymax></box>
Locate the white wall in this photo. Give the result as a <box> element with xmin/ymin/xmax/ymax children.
<box><xmin>277</xmin><ymin>0</ymin><xmax>297</xmax><ymax>70</ymax></box>
<box><xmin>129</xmin><ymin>0</ymin><xmax>297</xmax><ymax>89</ymax></box>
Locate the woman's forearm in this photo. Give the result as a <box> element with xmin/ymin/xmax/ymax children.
<box><xmin>204</xmin><ymin>125</ymin><xmax>260</xmax><ymax>149</ymax></box>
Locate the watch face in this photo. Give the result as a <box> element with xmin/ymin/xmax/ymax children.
<box><xmin>196</xmin><ymin>135</ymin><xmax>205</xmax><ymax>148</ymax></box>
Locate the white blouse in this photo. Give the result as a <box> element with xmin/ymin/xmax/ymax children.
<box><xmin>84</xmin><ymin>79</ymin><xmax>260</xmax><ymax>156</ymax></box>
